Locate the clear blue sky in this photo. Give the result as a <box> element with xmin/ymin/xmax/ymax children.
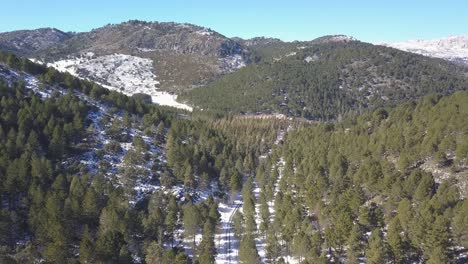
<box><xmin>2</xmin><ymin>0</ymin><xmax>467</xmax><ymax>43</ymax></box>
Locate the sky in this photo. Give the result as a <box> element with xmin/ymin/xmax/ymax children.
<box><xmin>1</xmin><ymin>0</ymin><xmax>467</xmax><ymax>43</ymax></box>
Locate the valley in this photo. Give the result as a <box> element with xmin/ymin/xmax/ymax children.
<box><xmin>0</xmin><ymin>17</ymin><xmax>467</xmax><ymax>264</ymax></box>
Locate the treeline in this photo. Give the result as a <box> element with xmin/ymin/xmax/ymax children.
<box><xmin>183</xmin><ymin>41</ymin><xmax>468</xmax><ymax>120</ymax></box>
<box><xmin>253</xmin><ymin>91</ymin><xmax>467</xmax><ymax>263</ymax></box>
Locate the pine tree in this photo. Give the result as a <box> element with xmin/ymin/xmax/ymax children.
<box><xmin>346</xmin><ymin>224</ymin><xmax>362</xmax><ymax>264</ymax></box>
<box><xmin>232</xmin><ymin>211</ymin><xmax>244</xmax><ymax>239</ymax></box>
<box><xmin>183</xmin><ymin>162</ymin><xmax>195</xmax><ymax>189</ymax></box>
<box><xmin>387</xmin><ymin>217</ymin><xmax>405</xmax><ymax>263</ymax></box>
<box><xmin>183</xmin><ymin>201</ymin><xmax>200</xmax><ymax>249</ymax></box>
<box><xmin>164</xmin><ymin>195</ymin><xmax>178</xmax><ymax>246</ymax></box>
<box><xmin>265</xmin><ymin>227</ymin><xmax>280</xmax><ymax>262</ymax></box>
<box><xmin>397</xmin><ymin>198</ymin><xmax>412</xmax><ymax>232</ymax></box>
<box><xmin>259</xmin><ymin>189</ymin><xmax>270</xmax><ymax>235</ymax></box>
<box><xmin>424</xmin><ymin>215</ymin><xmax>449</xmax><ymax>259</ymax></box>
<box><xmin>239</xmin><ymin>234</ymin><xmax>260</xmax><ymax>264</ymax></box>
<box><xmin>366</xmin><ymin>229</ymin><xmax>386</xmax><ymax>264</ymax></box>
<box><xmin>79</xmin><ymin>226</ymin><xmax>94</xmax><ymax>264</ymax></box>
<box><xmin>426</xmin><ymin>246</ymin><xmax>449</xmax><ymax>264</ymax></box>
<box><xmin>292</xmin><ymin>230</ymin><xmax>310</xmax><ymax>262</ymax></box>
<box><xmin>82</xmin><ymin>187</ymin><xmax>100</xmax><ymax>223</ymax></box>
<box><xmin>229</xmin><ymin>170</ymin><xmax>242</xmax><ymax>193</ymax></box>
<box><xmin>95</xmin><ymin>230</ymin><xmax>125</xmax><ymax>262</ymax></box>
<box><xmin>49</xmin><ymin>126</ymin><xmax>65</xmax><ymax>160</ymax></box>
<box><xmin>198</xmin><ymin>220</ymin><xmax>216</xmax><ymax>264</ymax></box>
<box><xmin>452</xmin><ymin>200</ymin><xmax>468</xmax><ymax>248</ymax></box>
<box><xmin>145</xmin><ymin>241</ymin><xmax>164</xmax><ymax>264</ymax></box>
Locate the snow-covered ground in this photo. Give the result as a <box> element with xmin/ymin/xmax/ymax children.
<box><xmin>380</xmin><ymin>35</ymin><xmax>468</xmax><ymax>65</ymax></box>
<box><xmin>47</xmin><ymin>53</ymin><xmax>193</xmax><ymax>111</ymax></box>
<box><xmin>215</xmin><ymin>193</ymin><xmax>243</xmax><ymax>264</ymax></box>
<box><xmin>219</xmin><ymin>54</ymin><xmax>246</xmax><ymax>73</ymax></box>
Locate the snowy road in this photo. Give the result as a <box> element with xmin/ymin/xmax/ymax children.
<box><xmin>215</xmin><ymin>194</ymin><xmax>242</xmax><ymax>264</ymax></box>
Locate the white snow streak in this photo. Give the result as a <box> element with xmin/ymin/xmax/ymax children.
<box><xmin>48</xmin><ymin>54</ymin><xmax>193</xmax><ymax>111</ymax></box>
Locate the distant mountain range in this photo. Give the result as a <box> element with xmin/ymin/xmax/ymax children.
<box><xmin>381</xmin><ymin>35</ymin><xmax>468</xmax><ymax>65</ymax></box>
<box><xmin>0</xmin><ymin>20</ymin><xmax>467</xmax><ymax>116</ymax></box>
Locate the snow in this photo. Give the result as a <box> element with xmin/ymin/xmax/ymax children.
<box><xmin>196</xmin><ymin>28</ymin><xmax>213</xmax><ymax>36</ymax></box>
<box><xmin>136</xmin><ymin>47</ymin><xmax>157</xmax><ymax>53</ymax></box>
<box><xmin>215</xmin><ymin>193</ymin><xmax>243</xmax><ymax>264</ymax></box>
<box><xmin>380</xmin><ymin>35</ymin><xmax>468</xmax><ymax>65</ymax></box>
<box><xmin>48</xmin><ymin>53</ymin><xmax>193</xmax><ymax>111</ymax></box>
<box><xmin>4</xmin><ymin>65</ymin><xmax>170</xmax><ymax>207</ymax></box>
<box><xmin>304</xmin><ymin>54</ymin><xmax>319</xmax><ymax>63</ymax></box>
<box><xmin>252</xmin><ymin>128</ymin><xmax>300</xmax><ymax>264</ymax></box>
<box><xmin>219</xmin><ymin>54</ymin><xmax>246</xmax><ymax>73</ymax></box>
<box><xmin>329</xmin><ymin>35</ymin><xmax>356</xmax><ymax>42</ymax></box>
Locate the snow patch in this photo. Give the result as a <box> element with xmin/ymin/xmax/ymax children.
<box><xmin>196</xmin><ymin>28</ymin><xmax>213</xmax><ymax>36</ymax></box>
<box><xmin>381</xmin><ymin>35</ymin><xmax>468</xmax><ymax>65</ymax></box>
<box><xmin>219</xmin><ymin>54</ymin><xmax>246</xmax><ymax>73</ymax></box>
<box><xmin>48</xmin><ymin>54</ymin><xmax>193</xmax><ymax>111</ymax></box>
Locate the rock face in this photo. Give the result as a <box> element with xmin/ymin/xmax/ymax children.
<box><xmin>381</xmin><ymin>35</ymin><xmax>468</xmax><ymax>65</ymax></box>
<box><xmin>36</xmin><ymin>21</ymin><xmax>248</xmax><ymax>60</ymax></box>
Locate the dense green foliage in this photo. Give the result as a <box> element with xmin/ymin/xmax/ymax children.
<box><xmin>166</xmin><ymin>117</ymin><xmax>289</xmax><ymax>193</ymax></box>
<box><xmin>256</xmin><ymin>91</ymin><xmax>467</xmax><ymax>263</ymax></box>
<box><xmin>183</xmin><ymin>41</ymin><xmax>468</xmax><ymax>120</ymax></box>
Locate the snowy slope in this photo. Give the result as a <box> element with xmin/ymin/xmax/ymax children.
<box><xmin>47</xmin><ymin>53</ymin><xmax>193</xmax><ymax>111</ymax></box>
<box><xmin>381</xmin><ymin>35</ymin><xmax>468</xmax><ymax>65</ymax></box>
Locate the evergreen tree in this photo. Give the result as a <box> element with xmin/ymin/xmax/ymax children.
<box><xmin>79</xmin><ymin>226</ymin><xmax>95</xmax><ymax>264</ymax></box>
<box><xmin>183</xmin><ymin>201</ymin><xmax>201</xmax><ymax>249</ymax></box>
<box><xmin>366</xmin><ymin>229</ymin><xmax>386</xmax><ymax>264</ymax></box>
<box><xmin>238</xmin><ymin>234</ymin><xmax>259</xmax><ymax>264</ymax></box>
<box><xmin>346</xmin><ymin>224</ymin><xmax>362</xmax><ymax>264</ymax></box>
<box><xmin>145</xmin><ymin>241</ymin><xmax>164</xmax><ymax>264</ymax></box>
<box><xmin>387</xmin><ymin>217</ymin><xmax>405</xmax><ymax>263</ymax></box>
<box><xmin>452</xmin><ymin>200</ymin><xmax>468</xmax><ymax>248</ymax></box>
<box><xmin>291</xmin><ymin>230</ymin><xmax>310</xmax><ymax>262</ymax></box>
<box><xmin>198</xmin><ymin>220</ymin><xmax>216</xmax><ymax>264</ymax></box>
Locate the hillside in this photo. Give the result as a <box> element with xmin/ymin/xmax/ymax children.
<box><xmin>0</xmin><ymin>53</ymin><xmax>288</xmax><ymax>263</ymax></box>
<box><xmin>0</xmin><ymin>28</ymin><xmax>71</xmax><ymax>56</ymax></box>
<box><xmin>0</xmin><ymin>20</ymin><xmax>249</xmax><ymax>99</ymax></box>
<box><xmin>262</xmin><ymin>91</ymin><xmax>468</xmax><ymax>263</ymax></box>
<box><xmin>182</xmin><ymin>40</ymin><xmax>468</xmax><ymax>119</ymax></box>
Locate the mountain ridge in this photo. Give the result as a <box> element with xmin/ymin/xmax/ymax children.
<box><xmin>381</xmin><ymin>35</ymin><xmax>468</xmax><ymax>65</ymax></box>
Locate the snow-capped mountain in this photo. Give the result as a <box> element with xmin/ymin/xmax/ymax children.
<box><xmin>381</xmin><ymin>35</ymin><xmax>468</xmax><ymax>65</ymax></box>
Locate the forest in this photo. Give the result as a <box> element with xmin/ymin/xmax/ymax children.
<box><xmin>0</xmin><ymin>50</ymin><xmax>466</xmax><ymax>264</ymax></box>
<box><xmin>182</xmin><ymin>41</ymin><xmax>468</xmax><ymax>120</ymax></box>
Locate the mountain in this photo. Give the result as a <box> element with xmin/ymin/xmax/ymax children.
<box><xmin>381</xmin><ymin>35</ymin><xmax>468</xmax><ymax>65</ymax></box>
<box><xmin>1</xmin><ymin>22</ymin><xmax>467</xmax><ymax>119</ymax></box>
<box><xmin>182</xmin><ymin>39</ymin><xmax>468</xmax><ymax>119</ymax></box>
<box><xmin>0</xmin><ymin>28</ymin><xmax>71</xmax><ymax>56</ymax></box>
<box><xmin>0</xmin><ymin>20</ymin><xmax>249</xmax><ymax>109</ymax></box>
